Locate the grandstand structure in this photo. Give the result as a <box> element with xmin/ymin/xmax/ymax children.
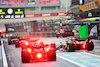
<box><xmin>0</xmin><ymin>0</ymin><xmax>72</xmax><ymax>33</ymax></box>
<box><xmin>0</xmin><ymin>0</ymin><xmax>66</xmax><ymax>18</ymax></box>
<box><xmin>0</xmin><ymin>0</ymin><xmax>27</xmax><ymax>5</ymax></box>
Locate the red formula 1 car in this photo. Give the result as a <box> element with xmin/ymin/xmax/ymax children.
<box><xmin>8</xmin><ymin>36</ymin><xmax>20</xmax><ymax>45</ymax></box>
<box><xmin>56</xmin><ymin>28</ymin><xmax>74</xmax><ymax>38</ymax></box>
<box><xmin>20</xmin><ymin>38</ymin><xmax>56</xmax><ymax>63</ymax></box>
<box><xmin>14</xmin><ymin>37</ymin><xmax>29</xmax><ymax>48</ymax></box>
<box><xmin>56</xmin><ymin>38</ymin><xmax>94</xmax><ymax>52</ymax></box>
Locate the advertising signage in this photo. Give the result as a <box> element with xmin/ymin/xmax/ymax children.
<box><xmin>84</xmin><ymin>0</ymin><xmax>94</xmax><ymax>4</ymax></box>
<box><xmin>0</xmin><ymin>8</ymin><xmax>25</xmax><ymax>19</ymax></box>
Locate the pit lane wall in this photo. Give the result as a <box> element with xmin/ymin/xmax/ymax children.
<box><xmin>12</xmin><ymin>32</ymin><xmax>56</xmax><ymax>37</ymax></box>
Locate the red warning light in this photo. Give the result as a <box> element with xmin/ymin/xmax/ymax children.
<box><xmin>82</xmin><ymin>44</ymin><xmax>86</xmax><ymax>49</ymax></box>
<box><xmin>0</xmin><ymin>30</ymin><xmax>1</xmax><ymax>32</ymax></box>
<box><xmin>25</xmin><ymin>41</ymin><xmax>29</xmax><ymax>45</ymax></box>
<box><xmin>0</xmin><ymin>30</ymin><xmax>2</xmax><ymax>35</ymax></box>
<box><xmin>28</xmin><ymin>48</ymin><xmax>31</xmax><ymax>53</ymax></box>
<box><xmin>46</xmin><ymin>47</ymin><xmax>50</xmax><ymax>52</ymax></box>
<box><xmin>36</xmin><ymin>53</ymin><xmax>42</xmax><ymax>58</ymax></box>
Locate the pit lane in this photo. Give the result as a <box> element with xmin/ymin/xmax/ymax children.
<box><xmin>2</xmin><ymin>37</ymin><xmax>100</xmax><ymax>67</ymax></box>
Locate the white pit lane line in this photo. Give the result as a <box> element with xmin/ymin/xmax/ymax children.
<box><xmin>56</xmin><ymin>54</ymin><xmax>86</xmax><ymax>67</ymax></box>
<box><xmin>57</xmin><ymin>51</ymin><xmax>100</xmax><ymax>67</ymax></box>
<box><xmin>1</xmin><ymin>40</ymin><xmax>8</xmax><ymax>67</ymax></box>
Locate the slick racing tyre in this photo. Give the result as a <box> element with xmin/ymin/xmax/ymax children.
<box><xmin>67</xmin><ymin>43</ymin><xmax>75</xmax><ymax>52</ymax></box>
<box><xmin>87</xmin><ymin>42</ymin><xmax>94</xmax><ymax>51</ymax></box>
<box><xmin>15</xmin><ymin>42</ymin><xmax>20</xmax><ymax>48</ymax></box>
<box><xmin>8</xmin><ymin>41</ymin><xmax>12</xmax><ymax>45</ymax></box>
<box><xmin>48</xmin><ymin>49</ymin><xmax>56</xmax><ymax>61</ymax></box>
<box><xmin>48</xmin><ymin>43</ymin><xmax>56</xmax><ymax>61</ymax></box>
<box><xmin>56</xmin><ymin>34</ymin><xmax>59</xmax><ymax>38</ymax></box>
<box><xmin>21</xmin><ymin>51</ymin><xmax>30</xmax><ymax>63</ymax></box>
<box><xmin>8</xmin><ymin>38</ymin><xmax>12</xmax><ymax>45</ymax></box>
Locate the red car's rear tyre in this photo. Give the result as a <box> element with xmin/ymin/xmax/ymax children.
<box><xmin>21</xmin><ymin>51</ymin><xmax>30</xmax><ymax>63</ymax></box>
<box><xmin>48</xmin><ymin>49</ymin><xmax>56</xmax><ymax>61</ymax></box>
<box><xmin>67</xmin><ymin>43</ymin><xmax>75</xmax><ymax>52</ymax></box>
<box><xmin>87</xmin><ymin>42</ymin><xmax>94</xmax><ymax>51</ymax></box>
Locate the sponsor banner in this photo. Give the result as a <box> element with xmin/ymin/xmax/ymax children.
<box><xmin>11</xmin><ymin>15</ymin><xmax>14</xmax><ymax>18</ymax></box>
<box><xmin>84</xmin><ymin>0</ymin><xmax>94</xmax><ymax>4</ymax></box>
<box><xmin>88</xmin><ymin>24</ymin><xmax>98</xmax><ymax>38</ymax></box>
<box><xmin>25</xmin><ymin>12</ymin><xmax>65</xmax><ymax>18</ymax></box>
<box><xmin>15</xmin><ymin>15</ymin><xmax>21</xmax><ymax>18</ymax></box>
<box><xmin>25</xmin><ymin>14</ymin><xmax>34</xmax><ymax>18</ymax></box>
<box><xmin>34</xmin><ymin>14</ymin><xmax>41</xmax><ymax>17</ymax></box>
<box><xmin>5</xmin><ymin>15</ymin><xmax>11</xmax><ymax>18</ymax></box>
<box><xmin>1</xmin><ymin>15</ymin><xmax>4</xmax><ymax>18</ymax></box>
<box><xmin>0</xmin><ymin>9</ymin><xmax>5</xmax><ymax>14</ymax></box>
<box><xmin>58</xmin><ymin>12</ymin><xmax>66</xmax><ymax>16</ymax></box>
<box><xmin>79</xmin><ymin>1</ymin><xmax>98</xmax><ymax>12</ymax></box>
<box><xmin>20</xmin><ymin>14</ymin><xmax>24</xmax><ymax>18</ymax></box>
<box><xmin>0</xmin><ymin>8</ymin><xmax>25</xmax><ymax>19</ymax></box>
<box><xmin>15</xmin><ymin>14</ymin><xmax>24</xmax><ymax>18</ymax></box>
<box><xmin>42</xmin><ymin>13</ymin><xmax>51</xmax><ymax>17</ymax></box>
<box><xmin>51</xmin><ymin>13</ymin><xmax>57</xmax><ymax>16</ymax></box>
<box><xmin>15</xmin><ymin>9</ymin><xmax>24</xmax><ymax>14</ymax></box>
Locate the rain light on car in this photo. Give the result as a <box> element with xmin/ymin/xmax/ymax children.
<box><xmin>36</xmin><ymin>53</ymin><xmax>42</xmax><ymax>58</ymax></box>
<box><xmin>46</xmin><ymin>47</ymin><xmax>50</xmax><ymax>52</ymax></box>
<box><xmin>28</xmin><ymin>48</ymin><xmax>32</xmax><ymax>53</ymax></box>
<box><xmin>25</xmin><ymin>41</ymin><xmax>29</xmax><ymax>45</ymax></box>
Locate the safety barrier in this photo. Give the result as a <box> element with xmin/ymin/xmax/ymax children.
<box><xmin>13</xmin><ymin>32</ymin><xmax>29</xmax><ymax>37</ymax></box>
<box><xmin>30</xmin><ymin>32</ymin><xmax>56</xmax><ymax>37</ymax></box>
<box><xmin>12</xmin><ymin>32</ymin><xmax>56</xmax><ymax>37</ymax></box>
